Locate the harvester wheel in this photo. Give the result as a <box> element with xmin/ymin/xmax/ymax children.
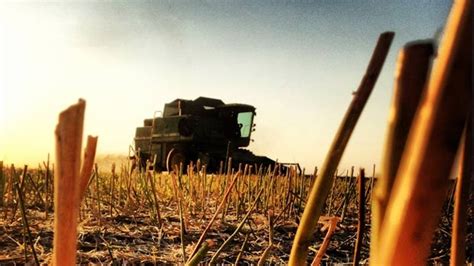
<box><xmin>166</xmin><ymin>148</ymin><xmax>186</xmax><ymax>172</ymax></box>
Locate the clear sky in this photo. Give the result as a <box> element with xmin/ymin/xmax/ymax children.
<box><xmin>0</xmin><ymin>0</ymin><xmax>451</xmax><ymax>172</ymax></box>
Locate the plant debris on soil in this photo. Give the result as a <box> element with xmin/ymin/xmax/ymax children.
<box><xmin>0</xmin><ymin>164</ymin><xmax>472</xmax><ymax>265</ymax></box>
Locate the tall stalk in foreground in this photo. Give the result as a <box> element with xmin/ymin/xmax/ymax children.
<box><xmin>53</xmin><ymin>99</ymin><xmax>85</xmax><ymax>266</ymax></box>
<box><xmin>378</xmin><ymin>0</ymin><xmax>471</xmax><ymax>263</ymax></box>
<box><xmin>289</xmin><ymin>31</ymin><xmax>394</xmax><ymax>265</ymax></box>
<box><xmin>370</xmin><ymin>41</ymin><xmax>434</xmax><ymax>262</ymax></box>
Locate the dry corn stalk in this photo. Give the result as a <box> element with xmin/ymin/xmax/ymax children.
<box><xmin>79</xmin><ymin>136</ymin><xmax>98</xmax><ymax>203</ymax></box>
<box><xmin>186</xmin><ymin>240</ymin><xmax>214</xmax><ymax>266</ymax></box>
<box><xmin>353</xmin><ymin>168</ymin><xmax>365</xmax><ymax>266</ymax></box>
<box><xmin>209</xmin><ymin>187</ymin><xmax>264</xmax><ymax>264</ymax></box>
<box><xmin>53</xmin><ymin>99</ymin><xmax>85</xmax><ymax>266</ymax></box>
<box><xmin>44</xmin><ymin>154</ymin><xmax>50</xmax><ymax>219</ymax></box>
<box><xmin>370</xmin><ymin>41</ymin><xmax>434</xmax><ymax>262</ymax></box>
<box><xmin>0</xmin><ymin>161</ymin><xmax>4</xmax><ymax>207</ymax></box>
<box><xmin>289</xmin><ymin>31</ymin><xmax>394</xmax><ymax>265</ymax></box>
<box><xmin>311</xmin><ymin>216</ymin><xmax>339</xmax><ymax>266</ymax></box>
<box><xmin>15</xmin><ymin>183</ymin><xmax>39</xmax><ymax>265</ymax></box>
<box><xmin>450</xmin><ymin>119</ymin><xmax>471</xmax><ymax>266</ymax></box>
<box><xmin>188</xmin><ymin>171</ymin><xmax>240</xmax><ymax>260</ymax></box>
<box><xmin>378</xmin><ymin>0</ymin><xmax>472</xmax><ymax>264</ymax></box>
<box><xmin>257</xmin><ymin>210</ymin><xmax>274</xmax><ymax>266</ymax></box>
<box><xmin>234</xmin><ymin>233</ymin><xmax>250</xmax><ymax>265</ymax></box>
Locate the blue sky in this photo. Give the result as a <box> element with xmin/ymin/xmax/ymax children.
<box><xmin>0</xmin><ymin>1</ymin><xmax>452</xmax><ymax>172</ymax></box>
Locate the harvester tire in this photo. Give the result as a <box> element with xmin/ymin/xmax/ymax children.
<box><xmin>166</xmin><ymin>148</ymin><xmax>186</xmax><ymax>172</ymax></box>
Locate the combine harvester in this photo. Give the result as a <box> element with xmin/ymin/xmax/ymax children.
<box><xmin>133</xmin><ymin>96</ymin><xmax>297</xmax><ymax>172</ymax></box>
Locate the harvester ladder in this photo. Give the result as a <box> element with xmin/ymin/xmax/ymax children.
<box><xmin>148</xmin><ymin>110</ymin><xmax>162</xmax><ymax>159</ymax></box>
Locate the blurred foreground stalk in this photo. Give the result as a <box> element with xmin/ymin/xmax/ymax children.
<box><xmin>378</xmin><ymin>0</ymin><xmax>471</xmax><ymax>264</ymax></box>
<box><xmin>370</xmin><ymin>41</ymin><xmax>434</xmax><ymax>262</ymax></box>
<box><xmin>53</xmin><ymin>100</ymin><xmax>85</xmax><ymax>265</ymax></box>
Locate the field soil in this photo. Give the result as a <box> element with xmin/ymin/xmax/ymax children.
<box><xmin>0</xmin><ymin>167</ymin><xmax>472</xmax><ymax>265</ymax></box>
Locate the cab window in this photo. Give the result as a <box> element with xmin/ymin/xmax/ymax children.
<box><xmin>237</xmin><ymin>112</ymin><xmax>253</xmax><ymax>138</ymax></box>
